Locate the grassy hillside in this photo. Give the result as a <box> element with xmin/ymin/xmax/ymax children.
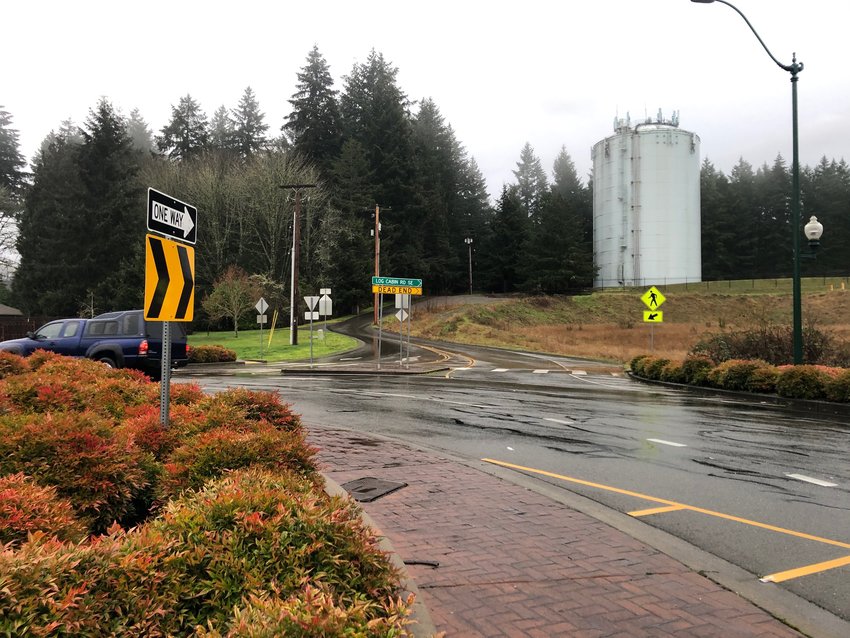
<box><xmin>409</xmin><ymin>281</ymin><xmax>850</xmax><ymax>364</ymax></box>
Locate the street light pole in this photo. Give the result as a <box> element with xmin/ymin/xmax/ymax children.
<box><xmin>464</xmin><ymin>237</ymin><xmax>473</xmax><ymax>295</ymax></box>
<box><xmin>690</xmin><ymin>0</ymin><xmax>806</xmax><ymax>364</ymax></box>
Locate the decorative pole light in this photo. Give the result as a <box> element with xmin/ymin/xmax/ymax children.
<box><xmin>804</xmin><ymin>216</ymin><xmax>823</xmax><ymax>249</ymax></box>
<box><xmin>690</xmin><ymin>0</ymin><xmax>812</xmax><ymax>364</ymax></box>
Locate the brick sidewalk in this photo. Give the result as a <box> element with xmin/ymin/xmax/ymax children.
<box><xmin>308</xmin><ymin>425</ymin><xmax>805</xmax><ymax>638</ymax></box>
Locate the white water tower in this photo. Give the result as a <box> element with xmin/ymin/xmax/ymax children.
<box><xmin>592</xmin><ymin>110</ymin><xmax>701</xmax><ymax>288</ymax></box>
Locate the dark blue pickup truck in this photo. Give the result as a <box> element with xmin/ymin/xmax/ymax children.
<box><xmin>0</xmin><ymin>310</ymin><xmax>189</xmax><ymax>379</ymax></box>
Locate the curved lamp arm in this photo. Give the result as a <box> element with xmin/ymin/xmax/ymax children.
<box><xmin>690</xmin><ymin>0</ymin><xmax>802</xmax><ymax>75</ymax></box>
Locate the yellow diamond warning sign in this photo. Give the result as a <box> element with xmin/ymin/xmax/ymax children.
<box><xmin>641</xmin><ymin>286</ymin><xmax>666</xmax><ymax>311</ymax></box>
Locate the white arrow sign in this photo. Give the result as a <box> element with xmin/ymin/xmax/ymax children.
<box><xmin>151</xmin><ymin>202</ymin><xmax>195</xmax><ymax>239</ymax></box>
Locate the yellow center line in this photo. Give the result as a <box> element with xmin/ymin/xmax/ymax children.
<box><xmin>482</xmin><ymin>458</ymin><xmax>850</xmax><ymax>551</ymax></box>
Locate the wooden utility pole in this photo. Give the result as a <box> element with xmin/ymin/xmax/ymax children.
<box><xmin>280</xmin><ymin>184</ymin><xmax>316</xmax><ymax>345</ymax></box>
<box><xmin>372</xmin><ymin>204</ymin><xmax>390</xmax><ymax>325</ymax></box>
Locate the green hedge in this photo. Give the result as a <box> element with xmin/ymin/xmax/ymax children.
<box><xmin>630</xmin><ymin>353</ymin><xmax>850</xmax><ymax>403</ymax></box>
<box><xmin>189</xmin><ymin>344</ymin><xmax>238</xmax><ymax>363</ymax></box>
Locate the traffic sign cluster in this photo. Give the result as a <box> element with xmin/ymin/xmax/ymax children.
<box><xmin>145</xmin><ymin>188</ymin><xmax>197</xmax><ymax>322</ymax></box>
<box><xmin>641</xmin><ymin>286</ymin><xmax>665</xmax><ymax>323</ymax></box>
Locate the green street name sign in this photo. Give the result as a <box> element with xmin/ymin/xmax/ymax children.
<box><xmin>372</xmin><ymin>276</ymin><xmax>422</xmax><ymax>287</ymax></box>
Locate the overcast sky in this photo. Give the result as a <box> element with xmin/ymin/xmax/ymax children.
<box><xmin>6</xmin><ymin>0</ymin><xmax>848</xmax><ymax>199</ymax></box>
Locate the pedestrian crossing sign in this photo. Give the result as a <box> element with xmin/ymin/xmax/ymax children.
<box><xmin>641</xmin><ymin>286</ymin><xmax>666</xmax><ymax>310</ymax></box>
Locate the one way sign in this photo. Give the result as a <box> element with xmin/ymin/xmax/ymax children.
<box><xmin>144</xmin><ymin>234</ymin><xmax>195</xmax><ymax>321</ymax></box>
<box><xmin>147</xmin><ymin>188</ymin><xmax>197</xmax><ymax>245</ymax></box>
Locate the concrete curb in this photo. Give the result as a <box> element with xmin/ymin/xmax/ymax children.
<box><xmin>281</xmin><ymin>366</ymin><xmax>451</xmax><ymax>376</ymax></box>
<box><xmin>322</xmin><ymin>475</ymin><xmax>439</xmax><ymax>638</ymax></box>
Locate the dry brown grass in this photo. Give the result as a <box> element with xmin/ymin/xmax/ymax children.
<box><xmin>408</xmin><ymin>289</ymin><xmax>850</xmax><ymax>365</ymax></box>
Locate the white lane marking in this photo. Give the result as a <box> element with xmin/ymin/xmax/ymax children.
<box><xmin>545</xmin><ymin>418</ymin><xmax>575</xmax><ymax>425</ymax></box>
<box><xmin>785</xmin><ymin>473</ymin><xmax>838</xmax><ymax>487</ymax></box>
<box><xmin>647</xmin><ymin>438</ymin><xmax>687</xmax><ymax>448</ymax></box>
<box><xmin>339</xmin><ymin>357</ymin><xmax>362</xmax><ymax>361</ymax></box>
<box><xmin>533</xmin><ymin>369</ymin><xmax>549</xmax><ymax>374</ymax></box>
<box><xmin>571</xmin><ymin>370</ymin><xmax>587</xmax><ymax>376</ymax></box>
<box><xmin>492</xmin><ymin>368</ymin><xmax>509</xmax><ymax>372</ymax></box>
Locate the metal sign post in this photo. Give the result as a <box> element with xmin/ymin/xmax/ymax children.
<box><xmin>160</xmin><ymin>321</ymin><xmax>171</xmax><ymax>426</ymax></box>
<box><xmin>395</xmin><ymin>293</ymin><xmax>410</xmax><ymax>368</ymax></box>
<box><xmin>378</xmin><ymin>292</ymin><xmax>384</xmax><ymax>370</ymax></box>
<box><xmin>255</xmin><ymin>297</ymin><xmax>269</xmax><ymax>360</ymax></box>
<box><xmin>304</xmin><ymin>296</ymin><xmax>320</xmax><ymax>368</ymax></box>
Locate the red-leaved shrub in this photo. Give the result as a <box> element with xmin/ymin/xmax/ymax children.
<box><xmin>202</xmin><ymin>388</ymin><xmax>302</xmax><ymax>432</ymax></box>
<box><xmin>0</xmin><ymin>411</ymin><xmax>154</xmax><ymax>533</ymax></box>
<box><xmin>825</xmin><ymin>369</ymin><xmax>850</xmax><ymax>402</ymax></box>
<box><xmin>161</xmin><ymin>423</ymin><xmax>317</xmax><ymax>497</ymax></box>
<box><xmin>0</xmin><ymin>473</ymin><xmax>88</xmax><ymax>547</ymax></box>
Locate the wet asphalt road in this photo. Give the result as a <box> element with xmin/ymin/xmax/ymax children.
<box><xmin>177</xmin><ymin>320</ymin><xmax>850</xmax><ymax>623</ymax></box>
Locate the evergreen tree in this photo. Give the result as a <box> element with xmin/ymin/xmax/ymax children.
<box><xmin>157</xmin><ymin>94</ymin><xmax>209</xmax><ymax>161</ymax></box>
<box><xmin>754</xmin><ymin>155</ymin><xmax>791</xmax><ymax>277</ymax></box>
<box><xmin>551</xmin><ymin>146</ymin><xmax>582</xmax><ymax>199</ymax></box>
<box><xmin>76</xmin><ymin>98</ymin><xmax>144</xmax><ymax>310</ymax></box>
<box><xmin>14</xmin><ymin>100</ymin><xmax>143</xmax><ymax>315</ymax></box>
<box><xmin>521</xmin><ymin>148</ymin><xmax>594</xmax><ymax>292</ymax></box>
<box><xmin>209</xmin><ymin>105</ymin><xmax>236</xmax><ymax>152</ymax></box>
<box><xmin>13</xmin><ymin>128</ymin><xmax>85</xmax><ymax>315</ymax></box>
<box><xmin>699</xmin><ymin>159</ymin><xmax>733</xmax><ymax>280</ymax></box>
<box><xmin>0</xmin><ymin>107</ymin><xmax>26</xmax><ymax>284</ymax></box>
<box><xmin>409</xmin><ymin>98</ymin><xmax>461</xmax><ymax>292</ymax></box>
<box><xmin>231</xmin><ymin>86</ymin><xmax>268</xmax><ymax>159</ymax></box>
<box><xmin>339</xmin><ymin>51</ymin><xmax>416</xmax><ymax>279</ymax></box>
<box><xmin>340</xmin><ymin>50</ymin><xmax>414</xmax><ymax>219</ymax></box>
<box><xmin>126</xmin><ymin>108</ymin><xmax>154</xmax><ymax>154</ymax></box>
<box><xmin>318</xmin><ymin>139</ymin><xmax>375</xmax><ymax>312</ymax></box>
<box><xmin>0</xmin><ymin>107</ymin><xmax>26</xmax><ymax>195</ymax></box>
<box><xmin>453</xmin><ymin>155</ymin><xmax>494</xmax><ymax>293</ymax></box>
<box><xmin>284</xmin><ymin>46</ymin><xmax>342</xmax><ymax>176</ymax></box>
<box><xmin>726</xmin><ymin>158</ymin><xmax>759</xmax><ymax>279</ymax></box>
<box><xmin>480</xmin><ymin>186</ymin><xmax>528</xmax><ymax>292</ymax></box>
<box><xmin>512</xmin><ymin>142</ymin><xmax>548</xmax><ymax>218</ymax></box>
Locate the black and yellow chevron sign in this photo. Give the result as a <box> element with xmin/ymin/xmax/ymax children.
<box><xmin>144</xmin><ymin>234</ymin><xmax>195</xmax><ymax>321</ymax></box>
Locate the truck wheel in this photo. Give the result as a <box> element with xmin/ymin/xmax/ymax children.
<box><xmin>96</xmin><ymin>355</ymin><xmax>116</xmax><ymax>368</ymax></box>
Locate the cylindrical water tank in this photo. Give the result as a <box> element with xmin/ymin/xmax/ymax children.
<box><xmin>592</xmin><ymin>113</ymin><xmax>701</xmax><ymax>288</ymax></box>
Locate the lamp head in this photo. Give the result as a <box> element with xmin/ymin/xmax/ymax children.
<box><xmin>804</xmin><ymin>215</ymin><xmax>823</xmax><ymax>249</ymax></box>
<box><xmin>690</xmin><ymin>0</ymin><xmax>716</xmax><ymax>3</ymax></box>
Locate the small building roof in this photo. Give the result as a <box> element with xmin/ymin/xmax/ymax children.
<box><xmin>0</xmin><ymin>304</ymin><xmax>23</xmax><ymax>316</ymax></box>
